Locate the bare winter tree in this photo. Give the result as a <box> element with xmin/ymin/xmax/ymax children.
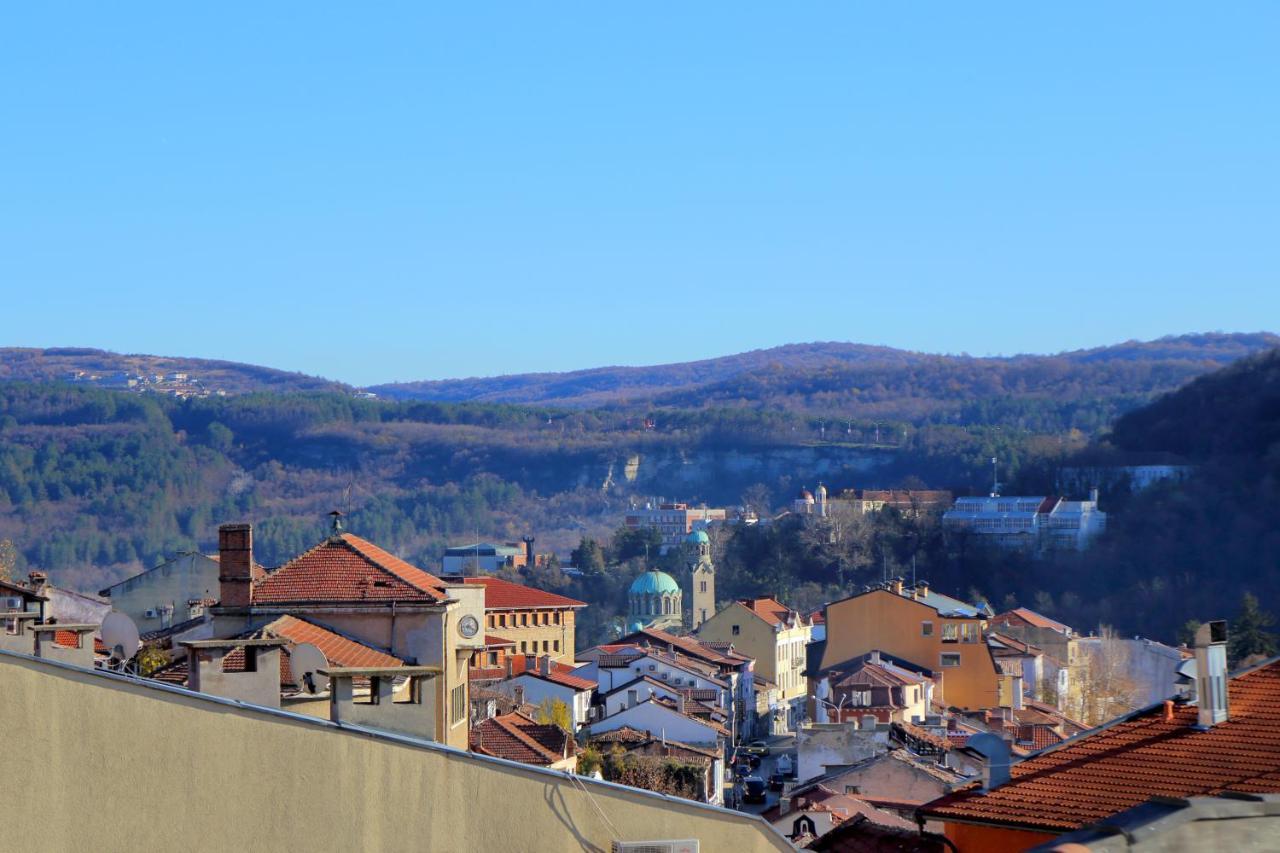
<box><xmin>1068</xmin><ymin>625</ymin><xmax>1141</xmax><ymax>726</ymax></box>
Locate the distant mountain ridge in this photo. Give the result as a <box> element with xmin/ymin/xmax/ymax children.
<box><xmin>0</xmin><ymin>347</ymin><xmax>349</xmax><ymax>396</ymax></box>
<box><xmin>370</xmin><ymin>333</ymin><xmax>1280</xmax><ymax>408</ymax></box>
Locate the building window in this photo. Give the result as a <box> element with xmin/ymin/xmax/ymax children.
<box><xmin>499</xmin><ymin>614</ymin><xmax>507</xmax><ymax>628</ymax></box>
<box><xmin>732</xmin><ymin>625</ymin><xmax>740</xmax><ymax>636</ymax></box>
<box><xmin>845</xmin><ymin>785</ymin><xmax>860</xmax><ymax>795</ymax></box>
<box><xmin>700</xmin><ymin>581</ymin><xmax>707</xmax><ymax>593</ymax></box>
<box><xmin>554</xmin><ymin>612</ymin><xmax>561</xmax><ymax>625</ymax></box>
<box><xmin>520</xmin><ymin>641</ymin><xmax>527</xmax><ymax>653</ymax></box>
<box><xmin>921</xmin><ymin>621</ymin><xmax>933</xmax><ymax>637</ymax></box>
<box><xmin>542</xmin><ymin>640</ymin><xmax>549</xmax><ymax>653</ymax></box>
<box><xmin>941</xmin><ymin>653</ymin><xmax>961</xmax><ymax>668</ymax></box>
<box><xmin>961</xmin><ymin>623</ymin><xmax>979</xmax><ymax>643</ymax></box>
<box><xmin>941</xmin><ymin>623</ymin><xmax>959</xmax><ymax>643</ymax></box>
<box><xmin>487</xmin><ymin>651</ymin><xmax>498</xmax><ymax>666</ymax></box>
<box><xmin>553</xmin><ymin>640</ymin><xmax>560</xmax><ymax>653</ymax></box>
<box><xmin>451</xmin><ymin>684</ymin><xmax>467</xmax><ymax>724</ymax></box>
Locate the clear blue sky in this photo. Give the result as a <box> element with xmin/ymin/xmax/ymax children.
<box><xmin>3</xmin><ymin>4</ymin><xmax>1276</xmax><ymax>385</ymax></box>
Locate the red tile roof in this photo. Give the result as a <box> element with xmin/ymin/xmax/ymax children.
<box><xmin>989</xmin><ymin>607</ymin><xmax>1072</xmax><ymax>635</ymax></box>
<box><xmin>739</xmin><ymin>597</ymin><xmax>796</xmax><ymax>628</ymax></box>
<box><xmin>148</xmin><ymin>616</ymin><xmax>401</xmax><ymax>690</ymax></box>
<box><xmin>484</xmin><ymin>634</ymin><xmax>516</xmax><ymax>648</ymax></box>
<box><xmin>616</xmin><ymin>627</ymin><xmax>747</xmax><ymax>667</ymax></box>
<box><xmin>253</xmin><ymin>533</ymin><xmax>447</xmax><ymax>604</ymax></box>
<box><xmin>472</xmin><ymin>654</ymin><xmax>595</xmax><ymax>691</ymax></box>
<box><xmin>454</xmin><ymin>575</ymin><xmax>586</xmax><ymax>610</ymax></box>
<box><xmin>921</xmin><ymin>659</ymin><xmax>1280</xmax><ymax>833</ymax></box>
<box><xmin>262</xmin><ymin>615</ymin><xmax>402</xmax><ymax>672</ymax></box>
<box><xmin>470</xmin><ymin>712</ymin><xmax>572</xmax><ymax>765</ymax></box>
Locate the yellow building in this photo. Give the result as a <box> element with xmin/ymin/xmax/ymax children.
<box><xmin>814</xmin><ymin>581</ymin><xmax>998</xmax><ymax>711</ymax></box>
<box><xmin>210</xmin><ymin>518</ymin><xmax>482</xmax><ymax>750</ymax></box>
<box><xmin>698</xmin><ymin>597</ymin><xmax>812</xmax><ymax>733</ymax></box>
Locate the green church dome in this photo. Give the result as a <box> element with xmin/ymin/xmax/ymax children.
<box><xmin>685</xmin><ymin>529</ymin><xmax>710</xmax><ymax>545</ymax></box>
<box><xmin>629</xmin><ymin>570</ymin><xmax>681</xmax><ymax>596</ymax></box>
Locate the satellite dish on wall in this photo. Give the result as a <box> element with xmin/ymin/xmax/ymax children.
<box><xmin>290</xmin><ymin>643</ymin><xmax>329</xmax><ymax>695</ymax></box>
<box><xmin>101</xmin><ymin>612</ymin><xmax>140</xmax><ymax>661</ymax></box>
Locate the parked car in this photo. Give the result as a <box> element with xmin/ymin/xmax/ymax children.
<box><xmin>743</xmin><ymin>776</ymin><xmax>767</xmax><ymax>804</ymax></box>
<box><xmin>743</xmin><ymin>740</ymin><xmax>770</xmax><ymax>756</ymax></box>
<box><xmin>768</xmin><ymin>772</ymin><xmax>786</xmax><ymax>792</ymax></box>
<box><xmin>734</xmin><ymin>760</ymin><xmax>753</xmax><ymax>778</ymax></box>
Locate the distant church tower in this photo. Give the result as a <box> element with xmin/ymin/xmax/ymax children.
<box><xmin>686</xmin><ymin>528</ymin><xmax>716</xmax><ymax>629</ymax></box>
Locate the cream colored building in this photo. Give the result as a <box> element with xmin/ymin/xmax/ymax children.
<box><xmin>698</xmin><ymin>597</ymin><xmax>812</xmax><ymax>734</ymax></box>
<box><xmin>209</xmin><ymin>520</ymin><xmax>482</xmax><ymax>750</ymax></box>
<box><xmin>99</xmin><ymin>551</ymin><xmax>221</xmax><ymax>628</ymax></box>
<box><xmin>0</xmin><ymin>650</ymin><xmax>790</xmax><ymax>852</ymax></box>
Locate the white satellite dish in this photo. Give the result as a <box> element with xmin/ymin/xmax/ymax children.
<box><xmin>290</xmin><ymin>643</ymin><xmax>329</xmax><ymax>695</ymax></box>
<box><xmin>101</xmin><ymin>611</ymin><xmax>140</xmax><ymax>661</ymax></box>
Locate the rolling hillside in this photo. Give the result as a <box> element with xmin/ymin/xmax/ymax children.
<box><xmin>370</xmin><ymin>333</ymin><xmax>1280</xmax><ymax>411</ymax></box>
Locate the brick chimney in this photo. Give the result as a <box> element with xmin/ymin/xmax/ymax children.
<box><xmin>218</xmin><ymin>523</ymin><xmax>257</xmax><ymax>608</ymax></box>
<box><xmin>539</xmin><ymin>655</ymin><xmax>552</xmax><ymax>676</ymax></box>
<box><xmin>890</xmin><ymin>577</ymin><xmax>904</xmax><ymax>595</ymax></box>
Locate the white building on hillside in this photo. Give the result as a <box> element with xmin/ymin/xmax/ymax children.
<box><xmin>943</xmin><ymin>492</ymin><xmax>1106</xmax><ymax>550</ymax></box>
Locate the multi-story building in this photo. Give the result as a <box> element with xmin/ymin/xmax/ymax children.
<box><xmin>792</xmin><ymin>484</ymin><xmax>953</xmax><ymax>518</ymax></box>
<box><xmin>441</xmin><ymin>541</ymin><xmax>531</xmax><ymax>574</ymax></box>
<box><xmin>441</xmin><ymin>574</ymin><xmax>585</xmax><ymax>663</ymax></box>
<box><xmin>209</xmin><ymin>517</ymin><xmax>483</xmax><ymax>750</ymax></box>
<box><xmin>698</xmin><ymin>597</ymin><xmax>812</xmax><ymax>734</ymax></box>
<box><xmin>811</xmin><ymin>581</ymin><xmax>998</xmax><ymax>711</ymax></box>
<box><xmin>98</xmin><ymin>551</ymin><xmax>221</xmax><ymax>628</ymax></box>
<box><xmin>624</xmin><ymin>502</ymin><xmax>727</xmax><ymax>552</ymax></box>
<box><xmin>942</xmin><ymin>492</ymin><xmax>1106</xmax><ymax>550</ymax></box>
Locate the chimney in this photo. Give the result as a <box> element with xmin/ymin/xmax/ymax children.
<box><xmin>217</xmin><ymin>523</ymin><xmax>256</xmax><ymax>608</ymax></box>
<box><xmin>869</xmin><ymin>650</ymin><xmax>882</xmax><ymax>665</ymax></box>
<box><xmin>514</xmin><ymin>685</ymin><xmax>525</xmax><ymax>707</ymax></box>
<box><xmin>916</xmin><ymin>580</ymin><xmax>929</xmax><ymax>598</ymax></box>
<box><xmin>1194</xmin><ymin>620</ymin><xmax>1230</xmax><ymax>728</ymax></box>
<box><xmin>540</xmin><ymin>655</ymin><xmax>552</xmax><ymax>677</ymax></box>
<box><xmin>861</xmin><ymin>713</ymin><xmax>877</xmax><ymax>731</ymax></box>
<box><xmin>27</xmin><ymin>570</ymin><xmax>47</xmax><ymax>588</ymax></box>
<box><xmin>676</xmin><ymin>693</ymin><xmax>686</xmax><ymax>714</ymax></box>
<box><xmin>890</xmin><ymin>577</ymin><xmax>904</xmax><ymax>596</ymax></box>
<box><xmin>523</xmin><ymin>536</ymin><xmax>535</xmax><ymax>568</ymax></box>
<box><xmin>967</xmin><ymin>732</ymin><xmax>1011</xmax><ymax>791</ymax></box>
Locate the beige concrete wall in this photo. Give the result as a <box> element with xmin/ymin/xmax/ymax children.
<box><xmin>0</xmin><ymin>651</ymin><xmax>790</xmax><ymax>853</ymax></box>
<box><xmin>486</xmin><ymin>608</ymin><xmax>576</xmax><ymax>661</ymax></box>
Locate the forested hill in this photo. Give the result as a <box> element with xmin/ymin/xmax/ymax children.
<box><xmin>1000</xmin><ymin>347</ymin><xmax>1280</xmax><ymax>640</ymax></box>
<box><xmin>0</xmin><ymin>348</ymin><xmax>349</xmax><ymax>396</ymax></box>
<box><xmin>371</xmin><ymin>333</ymin><xmax>1279</xmax><ymax>410</ymax></box>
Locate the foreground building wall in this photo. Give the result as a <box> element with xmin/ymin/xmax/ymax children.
<box><xmin>0</xmin><ymin>651</ymin><xmax>788</xmax><ymax>853</ymax></box>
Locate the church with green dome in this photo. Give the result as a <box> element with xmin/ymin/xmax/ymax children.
<box><xmin>625</xmin><ymin>527</ymin><xmax>715</xmax><ymax>633</ymax></box>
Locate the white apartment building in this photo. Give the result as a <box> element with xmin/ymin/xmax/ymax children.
<box><xmin>943</xmin><ymin>492</ymin><xmax>1106</xmax><ymax>551</ymax></box>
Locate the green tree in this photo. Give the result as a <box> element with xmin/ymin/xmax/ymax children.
<box><xmin>1177</xmin><ymin>619</ymin><xmax>1202</xmax><ymax>647</ymax></box>
<box><xmin>206</xmin><ymin>421</ymin><xmax>234</xmax><ymax>453</ymax></box>
<box><xmin>1228</xmin><ymin>593</ymin><xmax>1277</xmax><ymax>665</ymax></box>
<box><xmin>570</xmin><ymin>538</ymin><xmax>606</xmax><ymax>574</ymax></box>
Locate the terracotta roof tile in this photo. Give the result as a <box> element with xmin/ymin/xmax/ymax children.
<box><xmin>739</xmin><ymin>597</ymin><xmax>796</xmax><ymax>628</ymax></box>
<box><xmin>474</xmin><ymin>654</ymin><xmax>596</xmax><ymax>691</ymax></box>
<box><xmin>469</xmin><ymin>712</ymin><xmax>571</xmax><ymax>765</ymax></box>
<box><xmin>253</xmin><ymin>533</ymin><xmax>446</xmax><ymax>604</ymax></box>
<box><xmin>921</xmin><ymin>659</ymin><xmax>1280</xmax><ymax>833</ymax></box>
<box><xmin>453</xmin><ymin>575</ymin><xmax>586</xmax><ymax>610</ymax></box>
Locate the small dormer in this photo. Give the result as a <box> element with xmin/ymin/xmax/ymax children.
<box><xmin>30</xmin><ymin>623</ymin><xmax>98</xmax><ymax>669</ymax></box>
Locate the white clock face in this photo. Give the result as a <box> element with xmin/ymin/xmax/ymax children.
<box><xmin>459</xmin><ymin>614</ymin><xmax>480</xmax><ymax>639</ymax></box>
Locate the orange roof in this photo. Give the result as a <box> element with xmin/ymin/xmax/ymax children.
<box><xmin>921</xmin><ymin>659</ymin><xmax>1280</xmax><ymax>833</ymax></box>
<box><xmin>473</xmin><ymin>653</ymin><xmax>595</xmax><ymax>691</ymax></box>
<box><xmin>253</xmin><ymin>534</ymin><xmax>447</xmax><ymax>604</ymax></box>
<box><xmin>470</xmin><ymin>712</ymin><xmax>571</xmax><ymax>765</ymax></box>
<box><xmin>739</xmin><ymin>597</ymin><xmax>795</xmax><ymax>627</ymax></box>
<box><xmin>262</xmin><ymin>615</ymin><xmax>402</xmax><ymax>671</ymax></box>
<box><xmin>456</xmin><ymin>575</ymin><xmax>586</xmax><ymax>610</ymax></box>
<box><xmin>990</xmin><ymin>607</ymin><xmax>1072</xmax><ymax>635</ymax></box>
